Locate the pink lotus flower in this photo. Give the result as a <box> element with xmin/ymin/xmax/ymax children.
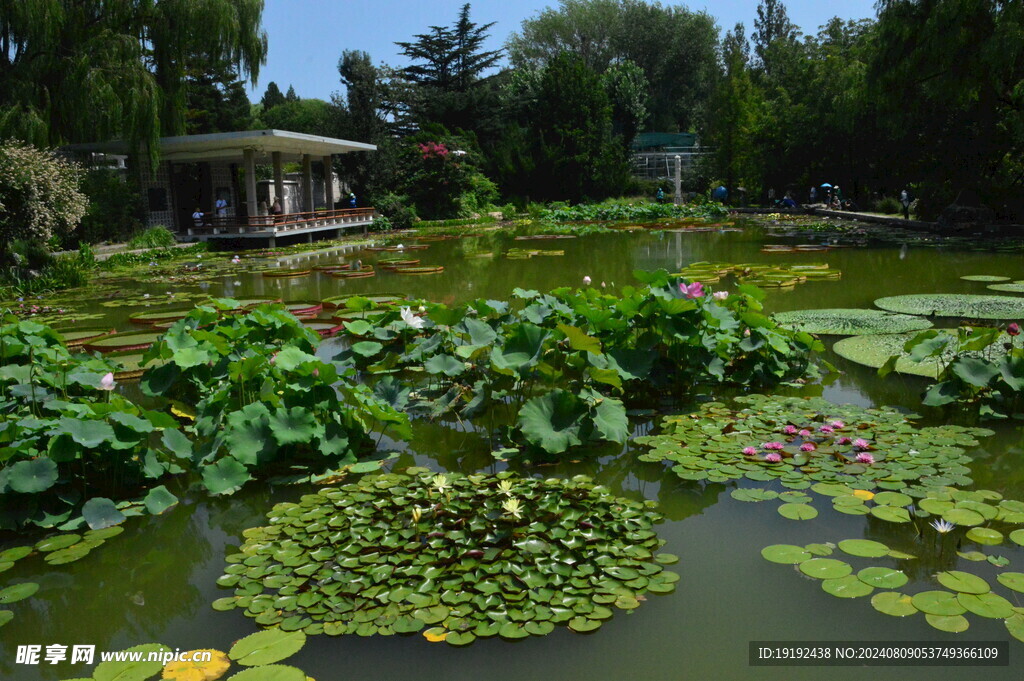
<box><xmin>830</xmin><ymin>420</ymin><xmax>845</xmax><ymax>429</ymax></box>
<box><xmin>855</xmin><ymin>452</ymin><xmax>875</xmax><ymax>464</ymax></box>
<box><xmin>1010</xmin><ymin>323</ymin><xmax>1021</xmax><ymax>337</ymax></box>
<box><xmin>742</xmin><ymin>447</ymin><xmax>758</xmax><ymax>456</ymax></box>
<box><xmin>819</xmin><ymin>425</ymin><xmax>834</xmax><ymax>434</ymax></box>
<box><xmin>680</xmin><ymin>281</ymin><xmax>704</xmax><ymax>299</ymax></box>
<box><xmin>712</xmin><ymin>290</ymin><xmax>728</xmax><ymax>301</ymax></box>
<box><xmin>853</xmin><ymin>438</ymin><xmax>870</xmax><ymax>450</ymax></box>
<box><xmin>743</xmin><ymin>328</ymin><xmax>751</xmax><ymax>337</ymax></box>
<box><xmin>583</xmin><ymin>276</ymin><xmax>592</xmax><ymax>285</ymax></box>
<box><xmin>764</xmin><ymin>453</ymin><xmax>782</xmax><ymax>463</ymax></box>
<box><xmin>800</xmin><ymin>442</ymin><xmax>816</xmax><ymax>452</ymax></box>
<box><xmin>798</xmin><ymin>429</ymin><xmax>811</xmax><ymax>437</ymax></box>
<box><xmin>99</xmin><ymin>373</ymin><xmax>115</xmax><ymax>391</ymax></box>
<box><xmin>836</xmin><ymin>436</ymin><xmax>852</xmax><ymax>445</ymax></box>
<box><xmin>269</xmin><ymin>353</ymin><xmax>277</xmax><ymax>365</ymax></box>
<box><xmin>763</xmin><ymin>441</ymin><xmax>784</xmax><ymax>450</ymax></box>
<box><xmin>783</xmin><ymin>425</ymin><xmax>798</xmax><ymax>435</ymax></box>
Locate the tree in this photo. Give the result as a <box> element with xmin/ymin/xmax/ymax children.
<box><xmin>285</xmin><ymin>85</ymin><xmax>300</xmax><ymax>102</ymax></box>
<box><xmin>706</xmin><ymin>24</ymin><xmax>760</xmax><ymax>193</ymax></box>
<box><xmin>394</xmin><ymin>3</ymin><xmax>503</xmax><ymax>131</ymax></box>
<box><xmin>603</xmin><ymin>60</ymin><xmax>650</xmax><ymax>149</ymax></box>
<box><xmin>752</xmin><ymin>0</ymin><xmax>798</xmax><ymax>75</ymax></box>
<box><xmin>0</xmin><ymin>0</ymin><xmax>266</xmax><ymax>155</ymax></box>
<box><xmin>0</xmin><ymin>141</ymin><xmax>87</xmax><ymax>250</ymax></box>
<box><xmin>185</xmin><ymin>57</ymin><xmax>253</xmax><ymax>135</ymax></box>
<box><xmin>261</xmin><ymin>99</ymin><xmax>332</xmax><ymax>135</ymax></box>
<box><xmin>507</xmin><ymin>0</ymin><xmax>718</xmax><ymax>131</ymax></box>
<box><xmin>261</xmin><ymin>82</ymin><xmax>287</xmax><ymax>110</ymax></box>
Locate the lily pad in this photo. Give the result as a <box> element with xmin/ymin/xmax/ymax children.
<box><xmin>838</xmin><ymin>539</ymin><xmax>890</xmax><ymax>558</ymax></box>
<box><xmin>821</xmin><ymin>575</ymin><xmax>874</xmax><ymax>598</ymax></box>
<box><xmin>799</xmin><ymin>558</ymin><xmax>852</xmax><ymax>580</ymax></box>
<box><xmin>960</xmin><ymin>275</ymin><xmax>1011</xmax><ymax>282</ymax></box>
<box><xmin>777</xmin><ymin>503</ymin><xmax>817</xmax><ymax>520</ymax></box>
<box><xmin>870</xmin><ymin>591</ymin><xmax>918</xmax><ymax>617</ymax></box>
<box><xmin>228</xmin><ymin>630</ymin><xmax>306</xmax><ymax>666</ymax></box>
<box><xmin>774</xmin><ymin>308</ymin><xmax>932</xmax><ymax>336</ymax></box>
<box><xmin>935</xmin><ymin>571</ymin><xmax>989</xmax><ymax>595</ymax></box>
<box><xmin>911</xmin><ymin>591</ymin><xmax>966</xmax><ymax>616</ymax></box>
<box><xmin>857</xmin><ymin>567</ymin><xmax>908</xmax><ymax>589</ymax></box>
<box><xmin>925</xmin><ymin>614</ymin><xmax>970</xmax><ymax>633</ymax></box>
<box><xmin>224</xmin><ymin>665</ymin><xmax>306</xmax><ymax>681</ymax></box>
<box><xmin>761</xmin><ymin>544</ymin><xmax>812</xmax><ymax>564</ymax></box>
<box><xmin>874</xmin><ymin>293</ymin><xmax>1024</xmax><ymax>320</ymax></box>
<box><xmin>996</xmin><ymin>572</ymin><xmax>1024</xmax><ymax>593</ymax></box>
<box><xmin>957</xmin><ymin>592</ymin><xmax>1015</xmax><ymax>619</ymax></box>
<box><xmin>0</xmin><ymin>582</ymin><xmax>38</xmax><ymax>603</ymax></box>
<box><xmin>965</xmin><ymin>527</ymin><xmax>1003</xmax><ymax>545</ymax></box>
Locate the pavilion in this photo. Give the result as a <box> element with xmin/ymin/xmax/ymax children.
<box><xmin>69</xmin><ymin>129</ymin><xmax>377</xmax><ymax>246</ymax></box>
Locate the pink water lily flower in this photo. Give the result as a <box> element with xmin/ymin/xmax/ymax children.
<box><xmin>798</xmin><ymin>429</ymin><xmax>811</xmax><ymax>437</ymax></box>
<box><xmin>855</xmin><ymin>452</ymin><xmax>875</xmax><ymax>465</ymax></box>
<box><xmin>99</xmin><ymin>373</ymin><xmax>115</xmax><ymax>391</ymax></box>
<box><xmin>853</xmin><ymin>438</ymin><xmax>871</xmax><ymax>450</ymax></box>
<box><xmin>783</xmin><ymin>425</ymin><xmax>798</xmax><ymax>435</ymax></box>
<box><xmin>836</xmin><ymin>436</ymin><xmax>852</xmax><ymax>445</ymax></box>
<box><xmin>742</xmin><ymin>447</ymin><xmax>758</xmax><ymax>456</ymax></box>
<box><xmin>680</xmin><ymin>281</ymin><xmax>704</xmax><ymax>299</ymax></box>
<box><xmin>800</xmin><ymin>442</ymin><xmax>816</xmax><ymax>452</ymax></box>
<box><xmin>763</xmin><ymin>441</ymin><xmax>784</xmax><ymax>450</ymax></box>
<box><xmin>764</xmin><ymin>453</ymin><xmax>782</xmax><ymax>463</ymax></box>
<box><xmin>819</xmin><ymin>425</ymin><xmax>834</xmax><ymax>434</ymax></box>
<box><xmin>830</xmin><ymin>420</ymin><xmax>845</xmax><ymax>429</ymax></box>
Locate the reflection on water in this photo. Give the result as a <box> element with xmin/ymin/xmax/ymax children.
<box><xmin>5</xmin><ymin>220</ymin><xmax>1024</xmax><ymax>680</ymax></box>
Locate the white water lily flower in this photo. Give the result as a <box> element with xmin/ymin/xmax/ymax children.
<box><xmin>400</xmin><ymin>306</ymin><xmax>425</xmax><ymax>330</ymax></box>
<box><xmin>502</xmin><ymin>497</ymin><xmax>523</xmax><ymax>519</ymax></box>
<box><xmin>497</xmin><ymin>480</ymin><xmax>514</xmax><ymax>496</ymax></box>
<box><xmin>930</xmin><ymin>519</ymin><xmax>956</xmax><ymax>534</ymax></box>
<box><xmin>410</xmin><ymin>507</ymin><xmax>422</xmax><ymax>523</ymax></box>
<box><xmin>432</xmin><ymin>474</ymin><xmax>449</xmax><ymax>494</ymax></box>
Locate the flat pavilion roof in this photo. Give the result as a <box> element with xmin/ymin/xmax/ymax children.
<box><xmin>67</xmin><ymin>129</ymin><xmax>376</xmax><ymax>163</ymax></box>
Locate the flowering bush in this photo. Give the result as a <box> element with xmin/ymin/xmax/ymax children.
<box><xmin>400</xmin><ymin>133</ymin><xmax>497</xmax><ymax>219</ymax></box>
<box><xmin>0</xmin><ymin>141</ymin><xmax>87</xmax><ymax>247</ymax></box>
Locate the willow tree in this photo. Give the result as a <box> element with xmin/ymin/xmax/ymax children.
<box><xmin>0</xmin><ymin>0</ymin><xmax>266</xmax><ymax>156</ymax></box>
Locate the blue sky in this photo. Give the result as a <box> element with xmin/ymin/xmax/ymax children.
<box><xmin>249</xmin><ymin>0</ymin><xmax>877</xmax><ymax>102</ymax></box>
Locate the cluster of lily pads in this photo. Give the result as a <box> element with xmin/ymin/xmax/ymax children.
<box><xmin>674</xmin><ymin>262</ymin><xmax>841</xmax><ymax>290</ymax></box>
<box><xmin>214</xmin><ymin>470</ymin><xmax>677</xmax><ymax>645</ymax></box>
<box><xmin>762</xmin><ymin>534</ymin><xmax>1024</xmax><ymax>640</ymax></box>
<box><xmin>637</xmin><ymin>395</ymin><xmax>989</xmax><ymax>491</ymax></box>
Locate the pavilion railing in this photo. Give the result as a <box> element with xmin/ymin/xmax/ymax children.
<box><xmin>186</xmin><ymin>207</ymin><xmax>376</xmax><ymax>236</ymax></box>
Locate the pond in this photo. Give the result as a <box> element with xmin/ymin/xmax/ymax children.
<box><xmin>4</xmin><ymin>217</ymin><xmax>1024</xmax><ymax>680</ymax></box>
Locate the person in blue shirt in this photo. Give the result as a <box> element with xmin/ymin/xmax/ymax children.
<box><xmin>348</xmin><ymin>192</ymin><xmax>357</xmax><ymax>209</ymax></box>
<box><xmin>656</xmin><ymin>187</ymin><xmax>665</xmax><ymax>204</ymax></box>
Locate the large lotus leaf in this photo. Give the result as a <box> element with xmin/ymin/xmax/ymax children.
<box><xmin>556</xmin><ymin>323</ymin><xmax>602</xmax><ymax>354</ymax></box>
<box><xmin>53</xmin><ymin>417</ymin><xmax>115</xmax><ymax>447</ymax></box>
<box><xmin>82</xmin><ymin>497</ymin><xmax>126</xmax><ymax>530</ymax></box>
<box><xmin>225</xmin><ymin>403</ymin><xmax>275</xmax><ymax>464</ymax></box>
<box><xmin>774</xmin><ymin>308</ymin><xmax>933</xmax><ymax>336</ymax></box>
<box><xmin>517</xmin><ymin>390</ymin><xmax>587</xmax><ymax>453</ymax></box>
<box><xmin>267</xmin><ymin>407</ymin><xmax>317</xmax><ymax>446</ymax></box>
<box><xmin>273</xmin><ymin>346</ymin><xmax>319</xmax><ymax>371</ymax></box>
<box><xmin>799</xmin><ymin>558</ymin><xmax>851</xmax><ymax>579</ymax></box>
<box><xmin>143</xmin><ymin>486</ymin><xmax>178</xmax><ymax>515</ymax></box>
<box><xmin>965</xmin><ymin>527</ymin><xmax>1003</xmax><ymax>545</ymax></box>
<box><xmin>7</xmin><ymin>457</ymin><xmax>58</xmax><ymax>493</ymax></box>
<box><xmin>93</xmin><ymin>643</ymin><xmax>171</xmax><ymax>681</ymax></box>
<box><xmin>423</xmin><ymin>354</ymin><xmax>466</xmax><ymax>377</ymax></box>
<box><xmin>490</xmin><ymin>323</ymin><xmax>548</xmax><ymax>373</ymax></box>
<box><xmin>874</xmin><ymin>293</ymin><xmax>1024</xmax><ymax>320</ymax></box>
<box><xmin>202</xmin><ymin>457</ymin><xmax>252</xmax><ymax>495</ymax></box>
<box><xmin>777</xmin><ymin>503</ymin><xmax>817</xmax><ymax>520</ymax></box>
<box><xmin>229</xmin><ymin>629</ymin><xmax>306</xmax><ymax>666</ymax></box>
<box><xmin>591</xmin><ymin>397</ymin><xmax>628</xmax><ymax>444</ymax></box>
<box><xmin>459</xmin><ymin>317</ymin><xmax>497</xmax><ymax>347</ymax></box>
<box><xmin>996</xmin><ymin>572</ymin><xmax>1024</xmax><ymax>593</ymax></box>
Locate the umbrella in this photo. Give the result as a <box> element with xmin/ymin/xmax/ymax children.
<box><xmin>820</xmin><ymin>182</ymin><xmax>833</xmax><ymax>188</ymax></box>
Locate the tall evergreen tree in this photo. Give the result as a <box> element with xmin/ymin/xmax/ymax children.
<box><xmin>185</xmin><ymin>57</ymin><xmax>253</xmax><ymax>135</ymax></box>
<box><xmin>261</xmin><ymin>82</ymin><xmax>286</xmax><ymax>110</ymax></box>
<box><xmin>285</xmin><ymin>85</ymin><xmax>300</xmax><ymax>102</ymax></box>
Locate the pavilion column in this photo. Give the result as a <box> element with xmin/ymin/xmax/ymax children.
<box><xmin>322</xmin><ymin>155</ymin><xmax>335</xmax><ymax>209</ymax></box>
<box><xmin>272</xmin><ymin>151</ymin><xmax>284</xmax><ymax>212</ymax></box>
<box><xmin>302</xmin><ymin>154</ymin><xmax>314</xmax><ymax>212</ymax></box>
<box><xmin>244</xmin><ymin>148</ymin><xmax>258</xmax><ymax>224</ymax></box>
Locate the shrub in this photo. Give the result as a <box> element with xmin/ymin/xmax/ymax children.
<box><xmin>127</xmin><ymin>226</ymin><xmax>176</xmax><ymax>249</ymax></box>
<box><xmin>76</xmin><ymin>168</ymin><xmax>144</xmax><ymax>245</ymax></box>
<box><xmin>499</xmin><ymin>203</ymin><xmax>518</xmax><ymax>220</ymax></box>
<box><xmin>373</xmin><ymin>192</ymin><xmax>417</xmax><ymax>229</ymax></box>
<box><xmin>0</xmin><ymin>141</ymin><xmax>87</xmax><ymax>249</ymax></box>
<box><xmin>876</xmin><ymin>196</ymin><xmax>901</xmax><ymax>214</ymax></box>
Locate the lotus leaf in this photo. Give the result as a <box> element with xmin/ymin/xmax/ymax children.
<box><xmin>874</xmin><ymin>293</ymin><xmax>1024</xmax><ymax>320</ymax></box>
<box><xmin>161</xmin><ymin>649</ymin><xmax>230</xmax><ymax>681</ymax></box>
<box><xmin>774</xmin><ymin>308</ymin><xmax>932</xmax><ymax>336</ymax></box>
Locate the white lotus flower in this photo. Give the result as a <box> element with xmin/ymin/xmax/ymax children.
<box><xmin>502</xmin><ymin>497</ymin><xmax>523</xmax><ymax>519</ymax></box>
<box><xmin>497</xmin><ymin>480</ymin><xmax>514</xmax><ymax>496</ymax></box>
<box><xmin>713</xmin><ymin>290</ymin><xmax>728</xmax><ymax>301</ymax></box>
<box><xmin>99</xmin><ymin>372</ymin><xmax>116</xmax><ymax>391</ymax></box>
<box><xmin>400</xmin><ymin>306</ymin><xmax>425</xmax><ymax>330</ymax></box>
<box><xmin>432</xmin><ymin>474</ymin><xmax>449</xmax><ymax>494</ymax></box>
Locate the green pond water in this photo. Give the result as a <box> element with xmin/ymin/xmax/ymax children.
<box><xmin>6</xmin><ymin>219</ymin><xmax>1024</xmax><ymax>680</ymax></box>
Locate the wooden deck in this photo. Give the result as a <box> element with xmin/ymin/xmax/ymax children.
<box><xmin>184</xmin><ymin>208</ymin><xmax>375</xmax><ymax>244</ymax></box>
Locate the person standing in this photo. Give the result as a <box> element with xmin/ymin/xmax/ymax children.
<box><xmin>810</xmin><ymin>186</ymin><xmax>817</xmax><ymax>204</ymax></box>
<box><xmin>215</xmin><ymin>196</ymin><xmax>228</xmax><ymax>218</ymax></box>
<box><xmin>656</xmin><ymin>187</ymin><xmax>665</xmax><ymax>204</ymax></box>
<box><xmin>900</xmin><ymin>188</ymin><xmax>911</xmax><ymax>220</ymax></box>
<box><xmin>348</xmin><ymin>192</ymin><xmax>357</xmax><ymax>209</ymax></box>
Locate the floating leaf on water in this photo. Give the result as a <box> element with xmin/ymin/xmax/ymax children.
<box><xmin>1007</xmin><ymin>614</ymin><xmax>1024</xmax><ymax>643</ymax></box>
<box><xmin>870</xmin><ymin>506</ymin><xmax>911</xmax><ymax>523</ymax></box>
<box><xmin>838</xmin><ymin>539</ymin><xmax>890</xmax><ymax>558</ymax></box>
<box><xmin>957</xmin><ymin>592</ymin><xmax>1015</xmax><ymax>619</ymax></box>
<box><xmin>925</xmin><ymin>614</ymin><xmax>970</xmax><ymax>633</ymax></box>
<box><xmin>161</xmin><ymin>649</ymin><xmax>230</xmax><ymax>681</ymax></box>
<box><xmin>1011</xmin><ymin>529</ymin><xmax>1024</xmax><ymax>546</ymax></box>
<box><xmin>997</xmin><ymin>572</ymin><xmax>1024</xmax><ymax>593</ymax></box>
<box><xmin>935</xmin><ymin>571</ymin><xmax>990</xmax><ymax>595</ymax></box>
<box><xmin>911</xmin><ymin>591</ymin><xmax>967</xmax><ymax>616</ymax></box>
<box><xmin>730</xmin><ymin>488</ymin><xmax>779</xmax><ymax>502</ymax></box>
<box><xmin>761</xmin><ymin>545</ymin><xmax>812</xmax><ymax>564</ymax></box>
<box><xmin>777</xmin><ymin>503</ymin><xmax>817</xmax><ymax>520</ymax></box>
<box><xmin>804</xmin><ymin>543</ymin><xmax>834</xmax><ymax>557</ymax></box>
<box><xmin>856</xmin><ymin>567</ymin><xmax>908</xmax><ymax>589</ymax></box>
<box><xmin>957</xmin><ymin>551</ymin><xmax>988</xmax><ymax>562</ymax></box>
<box><xmin>0</xmin><ymin>546</ymin><xmax>32</xmax><ymax>562</ymax></box>
<box><xmin>35</xmin><ymin>534</ymin><xmax>80</xmax><ymax>553</ymax></box>
<box><xmin>0</xmin><ymin>583</ymin><xmax>37</xmax><ymax>604</ymax></box>
<box><xmin>870</xmin><ymin>591</ymin><xmax>918</xmax><ymax>617</ymax></box>
<box><xmin>874</xmin><ymin>293</ymin><xmax>1024</xmax><ymax>320</ymax></box>
<box><xmin>93</xmin><ymin>643</ymin><xmax>170</xmax><ymax>681</ymax></box>
<box><xmin>222</xmin><ymin>665</ymin><xmax>306</xmax><ymax>681</ymax></box>
<box><xmin>228</xmin><ymin>630</ymin><xmax>306</xmax><ymax>667</ymax></box>
<box><xmin>821</xmin><ymin>575</ymin><xmax>874</xmax><ymax>599</ymax></box>
<box><xmin>960</xmin><ymin>275</ymin><xmax>1011</xmax><ymax>282</ymax></box>
<box><xmin>774</xmin><ymin>309</ymin><xmax>932</xmax><ymax>336</ymax></box>
<box><xmin>965</xmin><ymin>527</ymin><xmax>1003</xmax><ymax>546</ymax></box>
<box><xmin>799</xmin><ymin>558</ymin><xmax>852</xmax><ymax>580</ymax></box>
